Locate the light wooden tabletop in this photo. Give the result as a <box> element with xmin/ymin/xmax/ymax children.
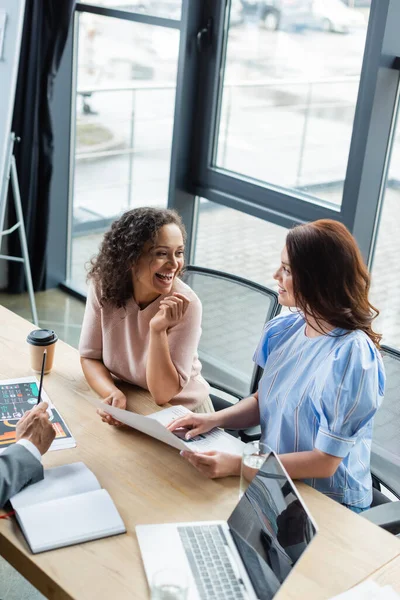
<box><xmin>0</xmin><ymin>305</ymin><xmax>399</xmax><ymax>600</ymax></box>
<box><xmin>367</xmin><ymin>554</ymin><xmax>400</xmax><ymax>592</ymax></box>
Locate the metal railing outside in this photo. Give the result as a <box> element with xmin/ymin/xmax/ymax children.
<box><xmin>73</xmin><ymin>75</ymin><xmax>361</xmax><ymax>232</ymax></box>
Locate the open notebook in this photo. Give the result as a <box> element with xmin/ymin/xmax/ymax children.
<box><xmin>10</xmin><ymin>462</ymin><xmax>126</xmax><ymax>553</ymax></box>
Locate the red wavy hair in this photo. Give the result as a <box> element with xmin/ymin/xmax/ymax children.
<box><xmin>286</xmin><ymin>219</ymin><xmax>381</xmax><ymax>347</ymax></box>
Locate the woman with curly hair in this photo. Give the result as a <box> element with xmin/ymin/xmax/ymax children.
<box><xmin>168</xmin><ymin>220</ymin><xmax>385</xmax><ymax>512</ymax></box>
<box><xmin>79</xmin><ymin>207</ymin><xmax>213</xmax><ymax>422</ymax></box>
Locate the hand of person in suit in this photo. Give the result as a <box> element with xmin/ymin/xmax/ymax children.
<box><xmin>16</xmin><ymin>402</ymin><xmax>55</xmax><ymax>455</ymax></box>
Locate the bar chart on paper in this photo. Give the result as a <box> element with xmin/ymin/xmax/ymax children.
<box><xmin>0</xmin><ymin>377</ymin><xmax>76</xmax><ymax>451</ymax></box>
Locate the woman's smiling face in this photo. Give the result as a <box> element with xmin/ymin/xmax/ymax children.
<box><xmin>132</xmin><ymin>223</ymin><xmax>185</xmax><ymax>304</ymax></box>
<box><xmin>273</xmin><ymin>246</ymin><xmax>296</xmax><ymax>307</ymax></box>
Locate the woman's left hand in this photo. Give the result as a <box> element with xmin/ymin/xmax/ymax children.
<box><xmin>180</xmin><ymin>450</ymin><xmax>242</xmax><ymax>479</ymax></box>
<box><xmin>97</xmin><ymin>389</ymin><xmax>127</xmax><ymax>426</ymax></box>
<box><xmin>150</xmin><ymin>293</ymin><xmax>190</xmax><ymax>333</ymax></box>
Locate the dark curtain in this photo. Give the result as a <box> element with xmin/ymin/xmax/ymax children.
<box><xmin>7</xmin><ymin>0</ymin><xmax>75</xmax><ymax>293</ymax></box>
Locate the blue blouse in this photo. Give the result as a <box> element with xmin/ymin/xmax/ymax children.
<box><xmin>253</xmin><ymin>313</ymin><xmax>385</xmax><ymax>508</ymax></box>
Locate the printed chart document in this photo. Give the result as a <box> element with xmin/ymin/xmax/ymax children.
<box><xmin>10</xmin><ymin>462</ymin><xmax>126</xmax><ymax>554</ymax></box>
<box><xmin>89</xmin><ymin>398</ymin><xmax>245</xmax><ymax>455</ymax></box>
<box><xmin>0</xmin><ymin>376</ymin><xmax>75</xmax><ymax>452</ymax></box>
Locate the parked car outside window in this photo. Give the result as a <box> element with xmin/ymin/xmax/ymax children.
<box><xmin>309</xmin><ymin>0</ymin><xmax>366</xmax><ymax>33</ymax></box>
<box><xmin>239</xmin><ymin>0</ymin><xmax>365</xmax><ymax>33</ymax></box>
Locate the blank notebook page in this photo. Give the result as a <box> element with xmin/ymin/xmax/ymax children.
<box><xmin>11</xmin><ymin>462</ymin><xmax>100</xmax><ymax>510</ymax></box>
<box><xmin>16</xmin><ymin>488</ymin><xmax>126</xmax><ymax>553</ymax></box>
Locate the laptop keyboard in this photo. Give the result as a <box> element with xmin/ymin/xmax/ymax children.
<box><xmin>178</xmin><ymin>524</ymin><xmax>247</xmax><ymax>600</ymax></box>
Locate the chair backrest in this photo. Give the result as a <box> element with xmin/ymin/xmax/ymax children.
<box><xmin>371</xmin><ymin>345</ymin><xmax>400</xmax><ymax>498</ymax></box>
<box><xmin>182</xmin><ymin>266</ymin><xmax>281</xmax><ymax>399</ymax></box>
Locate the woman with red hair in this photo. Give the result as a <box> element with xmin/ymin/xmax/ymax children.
<box><xmin>168</xmin><ymin>219</ymin><xmax>385</xmax><ymax>512</ymax></box>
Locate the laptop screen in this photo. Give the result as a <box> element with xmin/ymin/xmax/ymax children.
<box><xmin>227</xmin><ymin>452</ymin><xmax>317</xmax><ymax>600</ymax></box>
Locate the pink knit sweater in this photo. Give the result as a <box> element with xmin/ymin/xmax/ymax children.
<box><xmin>79</xmin><ymin>277</ymin><xmax>211</xmax><ymax>411</ymax></box>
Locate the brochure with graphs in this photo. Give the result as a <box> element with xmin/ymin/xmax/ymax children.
<box><xmin>0</xmin><ymin>376</ymin><xmax>75</xmax><ymax>452</ymax></box>
<box><xmin>10</xmin><ymin>462</ymin><xmax>126</xmax><ymax>554</ymax></box>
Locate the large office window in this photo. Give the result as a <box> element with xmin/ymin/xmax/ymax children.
<box><xmin>49</xmin><ymin>0</ymin><xmax>400</xmax><ymax>361</ymax></box>
<box><xmin>213</xmin><ymin>2</ymin><xmax>370</xmax><ymax>207</ymax></box>
<box><xmin>193</xmin><ymin>198</ymin><xmax>288</xmax><ymax>392</ymax></box>
<box><xmin>68</xmin><ymin>7</ymin><xmax>180</xmax><ymax>292</ymax></box>
<box><xmin>194</xmin><ymin>199</ymin><xmax>287</xmax><ymax>289</ymax></box>
<box><xmin>371</xmin><ymin>104</ymin><xmax>400</xmax><ymax>348</ymax></box>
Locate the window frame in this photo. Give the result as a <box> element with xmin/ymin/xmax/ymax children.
<box><xmin>48</xmin><ymin>1</ymin><xmax>182</xmax><ymax>290</ymax></box>
<box><xmin>48</xmin><ymin>0</ymin><xmax>400</xmax><ymax>289</ymax></box>
<box><xmin>167</xmin><ymin>0</ymin><xmax>400</xmax><ymax>263</ymax></box>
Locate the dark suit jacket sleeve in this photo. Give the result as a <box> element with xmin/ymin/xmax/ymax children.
<box><xmin>0</xmin><ymin>444</ymin><xmax>44</xmax><ymax>508</ymax></box>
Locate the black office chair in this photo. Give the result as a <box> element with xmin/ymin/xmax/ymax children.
<box><xmin>361</xmin><ymin>345</ymin><xmax>400</xmax><ymax>535</ymax></box>
<box><xmin>182</xmin><ymin>266</ymin><xmax>281</xmax><ymax>440</ymax></box>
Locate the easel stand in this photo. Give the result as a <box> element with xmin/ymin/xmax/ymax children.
<box><xmin>0</xmin><ymin>132</ymin><xmax>38</xmax><ymax>325</ymax></box>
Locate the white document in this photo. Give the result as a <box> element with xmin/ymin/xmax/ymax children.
<box><xmin>149</xmin><ymin>405</ymin><xmax>246</xmax><ymax>455</ymax></box>
<box><xmin>89</xmin><ymin>399</ymin><xmax>245</xmax><ymax>456</ymax></box>
<box><xmin>10</xmin><ymin>462</ymin><xmax>126</xmax><ymax>554</ymax></box>
<box><xmin>329</xmin><ymin>580</ymin><xmax>400</xmax><ymax>600</ymax></box>
<box><xmin>88</xmin><ymin>397</ymin><xmax>187</xmax><ymax>451</ymax></box>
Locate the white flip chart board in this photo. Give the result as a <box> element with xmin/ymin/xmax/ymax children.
<box><xmin>0</xmin><ymin>0</ymin><xmax>26</xmax><ymax>232</ymax></box>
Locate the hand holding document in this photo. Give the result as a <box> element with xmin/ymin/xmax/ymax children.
<box><xmin>165</xmin><ymin>409</ymin><xmax>216</xmax><ymax>440</ymax></box>
<box><xmin>87</xmin><ymin>398</ymin><xmax>245</xmax><ymax>455</ymax></box>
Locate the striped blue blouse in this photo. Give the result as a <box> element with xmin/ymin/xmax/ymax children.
<box><xmin>253</xmin><ymin>313</ymin><xmax>385</xmax><ymax>508</ymax></box>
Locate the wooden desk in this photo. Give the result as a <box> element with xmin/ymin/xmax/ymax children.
<box><xmin>367</xmin><ymin>555</ymin><xmax>400</xmax><ymax>592</ymax></box>
<box><xmin>0</xmin><ymin>305</ymin><xmax>399</xmax><ymax>600</ymax></box>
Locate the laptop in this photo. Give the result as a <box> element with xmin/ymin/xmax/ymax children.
<box><xmin>136</xmin><ymin>451</ymin><xmax>317</xmax><ymax>600</ymax></box>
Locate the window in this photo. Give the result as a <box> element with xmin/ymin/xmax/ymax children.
<box><xmin>81</xmin><ymin>0</ymin><xmax>182</xmax><ymax>20</ymax></box>
<box><xmin>213</xmin><ymin>0</ymin><xmax>370</xmax><ymax>207</ymax></box>
<box><xmin>69</xmin><ymin>10</ymin><xmax>180</xmax><ymax>292</ymax></box>
<box><xmin>194</xmin><ymin>199</ymin><xmax>288</xmax><ymax>288</ymax></box>
<box><xmin>192</xmin><ymin>198</ymin><xmax>288</xmax><ymax>393</ymax></box>
<box><xmin>370</xmin><ymin>108</ymin><xmax>400</xmax><ymax>348</ymax></box>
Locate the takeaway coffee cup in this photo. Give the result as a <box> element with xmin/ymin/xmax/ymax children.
<box><xmin>26</xmin><ymin>329</ymin><xmax>58</xmax><ymax>374</ymax></box>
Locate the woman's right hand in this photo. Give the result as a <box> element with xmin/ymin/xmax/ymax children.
<box><xmin>166</xmin><ymin>412</ymin><xmax>219</xmax><ymax>440</ymax></box>
<box><xmin>97</xmin><ymin>389</ymin><xmax>127</xmax><ymax>426</ymax></box>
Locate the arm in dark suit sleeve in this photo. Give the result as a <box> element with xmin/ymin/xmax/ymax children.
<box><xmin>0</xmin><ymin>445</ymin><xmax>44</xmax><ymax>508</ymax></box>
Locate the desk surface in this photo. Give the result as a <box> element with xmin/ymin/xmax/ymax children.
<box><xmin>367</xmin><ymin>554</ymin><xmax>400</xmax><ymax>592</ymax></box>
<box><xmin>0</xmin><ymin>305</ymin><xmax>399</xmax><ymax>600</ymax></box>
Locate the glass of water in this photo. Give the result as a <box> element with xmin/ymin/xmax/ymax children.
<box><xmin>239</xmin><ymin>440</ymin><xmax>269</xmax><ymax>499</ymax></box>
<box><xmin>151</xmin><ymin>568</ymin><xmax>189</xmax><ymax>600</ymax></box>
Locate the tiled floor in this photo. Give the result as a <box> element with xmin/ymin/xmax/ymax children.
<box><xmin>0</xmin><ymin>558</ymin><xmax>45</xmax><ymax>600</ymax></box>
<box><xmin>0</xmin><ymin>289</ymin><xmax>86</xmax><ymax>350</ymax></box>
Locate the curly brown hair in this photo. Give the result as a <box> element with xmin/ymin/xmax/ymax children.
<box><xmin>286</xmin><ymin>219</ymin><xmax>382</xmax><ymax>348</ymax></box>
<box><xmin>87</xmin><ymin>207</ymin><xmax>186</xmax><ymax>308</ymax></box>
